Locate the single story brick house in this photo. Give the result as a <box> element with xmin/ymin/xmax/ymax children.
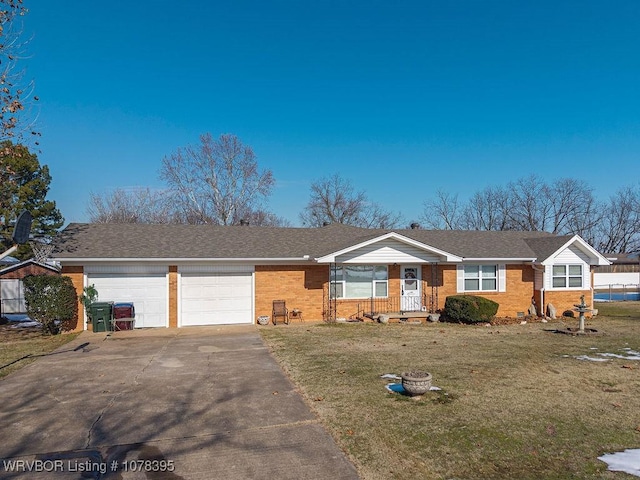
<box><xmin>0</xmin><ymin>259</ymin><xmax>60</xmax><ymax>315</ymax></box>
<box><xmin>52</xmin><ymin>223</ymin><xmax>610</xmax><ymax>332</ymax></box>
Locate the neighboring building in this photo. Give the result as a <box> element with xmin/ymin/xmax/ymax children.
<box><xmin>0</xmin><ymin>255</ymin><xmax>19</xmax><ymax>267</ymax></box>
<box><xmin>52</xmin><ymin>223</ymin><xmax>610</xmax><ymax>332</ymax></box>
<box><xmin>0</xmin><ymin>259</ymin><xmax>60</xmax><ymax>315</ymax></box>
<box><xmin>594</xmin><ymin>253</ymin><xmax>640</xmax><ymax>288</ymax></box>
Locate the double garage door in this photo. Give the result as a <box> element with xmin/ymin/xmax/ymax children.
<box><xmin>86</xmin><ymin>265</ymin><xmax>253</xmax><ymax>328</ymax></box>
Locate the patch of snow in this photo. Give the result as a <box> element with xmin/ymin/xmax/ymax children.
<box><xmin>575</xmin><ymin>355</ymin><xmax>608</xmax><ymax>362</ymax></box>
<box><xmin>598</xmin><ymin>449</ymin><xmax>640</xmax><ymax>477</ymax></box>
<box><xmin>11</xmin><ymin>320</ymin><xmax>41</xmax><ymax>328</ymax></box>
<box><xmin>598</xmin><ymin>352</ymin><xmax>640</xmax><ymax>361</ymax></box>
<box><xmin>429</xmin><ymin>386</ymin><xmax>442</xmax><ymax>391</ymax></box>
<box><xmin>3</xmin><ymin>313</ymin><xmax>31</xmax><ymax>322</ymax></box>
<box><xmin>380</xmin><ymin>373</ymin><xmax>402</xmax><ymax>380</ymax></box>
<box><xmin>570</xmin><ymin>348</ymin><xmax>640</xmax><ymax>362</ymax></box>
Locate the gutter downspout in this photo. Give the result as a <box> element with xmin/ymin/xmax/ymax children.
<box><xmin>531</xmin><ymin>263</ymin><xmax>545</xmax><ymax>317</ymax></box>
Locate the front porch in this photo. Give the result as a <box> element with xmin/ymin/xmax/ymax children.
<box><xmin>329</xmin><ymin>294</ymin><xmax>439</xmax><ymax>322</ymax></box>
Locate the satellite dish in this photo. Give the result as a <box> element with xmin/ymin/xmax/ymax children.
<box><xmin>12</xmin><ymin>210</ymin><xmax>33</xmax><ymax>245</ymax></box>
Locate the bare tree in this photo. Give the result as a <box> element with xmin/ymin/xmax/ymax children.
<box><xmin>420</xmin><ymin>189</ymin><xmax>463</xmax><ymax>230</ymax></box>
<box><xmin>300</xmin><ymin>174</ymin><xmax>402</xmax><ymax>228</ymax></box>
<box><xmin>544</xmin><ymin>178</ymin><xmax>597</xmax><ymax>234</ymax></box>
<box><xmin>160</xmin><ymin>133</ymin><xmax>275</xmax><ymax>225</ymax></box>
<box><xmin>459</xmin><ymin>186</ymin><xmax>512</xmax><ymax>231</ymax></box>
<box><xmin>593</xmin><ymin>186</ymin><xmax>640</xmax><ymax>253</ymax></box>
<box><xmin>420</xmin><ymin>175</ymin><xmax>606</xmax><ymax>234</ymax></box>
<box><xmin>241</xmin><ymin>208</ymin><xmax>291</xmax><ymax>227</ymax></box>
<box><xmin>0</xmin><ymin>0</ymin><xmax>39</xmax><ymax>144</ymax></box>
<box><xmin>562</xmin><ymin>189</ymin><xmax>603</xmax><ymax>245</ymax></box>
<box><xmin>87</xmin><ymin>188</ymin><xmax>175</xmax><ymax>224</ymax></box>
<box><xmin>502</xmin><ymin>175</ymin><xmax>554</xmax><ymax>231</ymax></box>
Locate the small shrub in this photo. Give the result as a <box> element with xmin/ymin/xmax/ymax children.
<box><xmin>443</xmin><ymin>295</ymin><xmax>499</xmax><ymax>324</ymax></box>
<box><xmin>23</xmin><ymin>275</ymin><xmax>78</xmax><ymax>334</ymax></box>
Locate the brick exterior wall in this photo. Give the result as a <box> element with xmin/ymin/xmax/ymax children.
<box><xmin>61</xmin><ymin>265</ymin><xmax>85</xmax><ymax>332</ymax></box>
<box><xmin>255</xmin><ymin>263</ymin><xmax>549</xmax><ymax>322</ymax></box>
<box><xmin>538</xmin><ymin>289</ymin><xmax>594</xmax><ymax>318</ymax></box>
<box><xmin>428</xmin><ymin>264</ymin><xmax>537</xmax><ymax>318</ymax></box>
<box><xmin>169</xmin><ymin>266</ymin><xmax>178</xmax><ymax>328</ymax></box>
<box><xmin>255</xmin><ymin>265</ymin><xmax>329</xmax><ymax>322</ymax></box>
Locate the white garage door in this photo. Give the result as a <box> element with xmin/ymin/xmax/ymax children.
<box><xmin>87</xmin><ymin>267</ymin><xmax>168</xmax><ymax>328</ymax></box>
<box><xmin>180</xmin><ymin>268</ymin><xmax>253</xmax><ymax>326</ymax></box>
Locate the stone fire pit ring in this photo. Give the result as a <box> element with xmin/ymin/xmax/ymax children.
<box><xmin>401</xmin><ymin>371</ymin><xmax>432</xmax><ymax>396</ymax></box>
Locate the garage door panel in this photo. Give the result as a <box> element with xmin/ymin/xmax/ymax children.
<box><xmin>180</xmin><ymin>272</ymin><xmax>252</xmax><ymax>326</ymax></box>
<box><xmin>88</xmin><ymin>273</ymin><xmax>167</xmax><ymax>328</ymax></box>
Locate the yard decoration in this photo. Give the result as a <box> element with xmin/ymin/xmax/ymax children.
<box><xmin>401</xmin><ymin>371</ymin><xmax>432</xmax><ymax>396</ymax></box>
<box><xmin>574</xmin><ymin>295</ymin><xmax>592</xmax><ymax>333</ymax></box>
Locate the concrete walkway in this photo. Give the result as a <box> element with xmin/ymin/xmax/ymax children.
<box><xmin>0</xmin><ymin>326</ymin><xmax>359</xmax><ymax>479</ymax></box>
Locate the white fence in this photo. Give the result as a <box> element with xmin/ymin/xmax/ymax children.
<box><xmin>594</xmin><ymin>272</ymin><xmax>640</xmax><ymax>286</ymax></box>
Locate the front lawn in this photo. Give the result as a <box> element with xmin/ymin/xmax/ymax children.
<box><xmin>261</xmin><ymin>303</ymin><xmax>640</xmax><ymax>479</ymax></box>
<box><xmin>0</xmin><ymin>323</ymin><xmax>80</xmax><ymax>379</ymax></box>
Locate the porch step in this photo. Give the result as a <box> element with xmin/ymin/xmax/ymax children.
<box><xmin>363</xmin><ymin>312</ymin><xmax>429</xmax><ymax>324</ymax></box>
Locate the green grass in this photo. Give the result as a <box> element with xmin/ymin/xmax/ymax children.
<box><xmin>0</xmin><ymin>326</ymin><xmax>80</xmax><ymax>379</ymax></box>
<box><xmin>261</xmin><ymin>304</ymin><xmax>640</xmax><ymax>479</ymax></box>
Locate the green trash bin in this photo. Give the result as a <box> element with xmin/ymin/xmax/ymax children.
<box><xmin>89</xmin><ymin>302</ymin><xmax>113</xmax><ymax>332</ymax></box>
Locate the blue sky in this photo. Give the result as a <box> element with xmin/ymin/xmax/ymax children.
<box><xmin>24</xmin><ymin>1</ymin><xmax>640</xmax><ymax>226</ymax></box>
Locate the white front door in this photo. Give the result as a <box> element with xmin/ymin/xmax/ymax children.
<box><xmin>401</xmin><ymin>266</ymin><xmax>421</xmax><ymax>311</ymax></box>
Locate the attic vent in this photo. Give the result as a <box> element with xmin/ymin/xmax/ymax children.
<box><xmin>322</xmin><ymin>221</ymin><xmax>331</xmax><ymax>226</ymax></box>
<box><xmin>410</xmin><ymin>222</ymin><xmax>420</xmax><ymax>230</ymax></box>
<box><xmin>239</xmin><ymin>219</ymin><xmax>249</xmax><ymax>226</ymax></box>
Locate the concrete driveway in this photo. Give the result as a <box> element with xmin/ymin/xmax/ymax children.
<box><xmin>0</xmin><ymin>326</ymin><xmax>359</xmax><ymax>479</ymax></box>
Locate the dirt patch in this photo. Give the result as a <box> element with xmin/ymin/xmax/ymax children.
<box><xmin>0</xmin><ymin>323</ymin><xmax>44</xmax><ymax>341</ymax></box>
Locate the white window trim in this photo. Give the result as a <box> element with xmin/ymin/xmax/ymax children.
<box><xmin>330</xmin><ymin>265</ymin><xmax>389</xmax><ymax>299</ymax></box>
<box><xmin>550</xmin><ymin>264</ymin><xmax>584</xmax><ymax>290</ymax></box>
<box><xmin>457</xmin><ymin>264</ymin><xmax>506</xmax><ymax>293</ymax></box>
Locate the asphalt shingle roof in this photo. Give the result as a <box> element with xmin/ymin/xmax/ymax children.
<box><xmin>53</xmin><ymin>223</ymin><xmax>569</xmax><ymax>262</ymax></box>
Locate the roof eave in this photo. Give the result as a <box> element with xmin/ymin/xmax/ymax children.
<box><xmin>53</xmin><ymin>257</ymin><xmax>314</xmax><ymax>264</ymax></box>
<box><xmin>463</xmin><ymin>258</ymin><xmax>538</xmax><ymax>262</ymax></box>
